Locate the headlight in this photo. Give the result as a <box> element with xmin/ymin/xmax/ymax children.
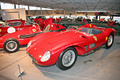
<box><xmin>41</xmin><ymin>51</ymin><xmax>50</xmax><ymax>62</ymax></box>
<box><xmin>27</xmin><ymin>41</ymin><xmax>32</xmax><ymax>48</ymax></box>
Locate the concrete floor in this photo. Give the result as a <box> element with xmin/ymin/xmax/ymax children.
<box><xmin>0</xmin><ymin>36</ymin><xmax>120</xmax><ymax>80</ymax></box>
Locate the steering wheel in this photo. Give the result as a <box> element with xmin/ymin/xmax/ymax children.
<box><xmin>71</xmin><ymin>26</ymin><xmax>78</xmax><ymax>29</ymax></box>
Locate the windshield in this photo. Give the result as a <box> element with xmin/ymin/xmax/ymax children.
<box><xmin>67</xmin><ymin>26</ymin><xmax>101</xmax><ymax>35</ymax></box>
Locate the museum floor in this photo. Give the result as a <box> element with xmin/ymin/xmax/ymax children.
<box><xmin>0</xmin><ymin>36</ymin><xmax>120</xmax><ymax>80</ymax></box>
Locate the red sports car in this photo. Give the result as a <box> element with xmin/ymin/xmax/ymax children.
<box><xmin>0</xmin><ymin>18</ymin><xmax>66</xmax><ymax>53</ymax></box>
<box><xmin>0</xmin><ymin>19</ymin><xmax>33</xmax><ymax>37</ymax></box>
<box><xmin>26</xmin><ymin>24</ymin><xmax>115</xmax><ymax>70</ymax></box>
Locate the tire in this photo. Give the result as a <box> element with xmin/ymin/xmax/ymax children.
<box><xmin>105</xmin><ymin>32</ymin><xmax>114</xmax><ymax>49</ymax></box>
<box><xmin>3</xmin><ymin>38</ymin><xmax>19</xmax><ymax>53</ymax></box>
<box><xmin>56</xmin><ymin>47</ymin><xmax>77</xmax><ymax>70</ymax></box>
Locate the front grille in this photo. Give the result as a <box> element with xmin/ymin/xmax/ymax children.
<box><xmin>27</xmin><ymin>52</ymin><xmax>38</xmax><ymax>63</ymax></box>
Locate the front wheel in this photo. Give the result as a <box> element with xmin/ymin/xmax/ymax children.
<box><xmin>3</xmin><ymin>38</ymin><xmax>19</xmax><ymax>53</ymax></box>
<box><xmin>56</xmin><ymin>47</ymin><xmax>77</xmax><ymax>70</ymax></box>
<box><xmin>105</xmin><ymin>32</ymin><xmax>114</xmax><ymax>49</ymax></box>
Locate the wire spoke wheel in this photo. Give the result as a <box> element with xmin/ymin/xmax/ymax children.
<box><xmin>3</xmin><ymin>39</ymin><xmax>19</xmax><ymax>53</ymax></box>
<box><xmin>107</xmin><ymin>35</ymin><xmax>113</xmax><ymax>46</ymax></box>
<box><xmin>56</xmin><ymin>47</ymin><xmax>77</xmax><ymax>70</ymax></box>
<box><xmin>62</xmin><ymin>50</ymin><xmax>75</xmax><ymax>67</ymax></box>
<box><xmin>105</xmin><ymin>32</ymin><xmax>114</xmax><ymax>49</ymax></box>
<box><xmin>6</xmin><ymin>41</ymin><xmax>17</xmax><ymax>51</ymax></box>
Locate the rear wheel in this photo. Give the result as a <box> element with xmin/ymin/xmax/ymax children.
<box><xmin>56</xmin><ymin>47</ymin><xmax>77</xmax><ymax>70</ymax></box>
<box><xmin>105</xmin><ymin>32</ymin><xmax>114</xmax><ymax>49</ymax></box>
<box><xmin>3</xmin><ymin>39</ymin><xmax>19</xmax><ymax>53</ymax></box>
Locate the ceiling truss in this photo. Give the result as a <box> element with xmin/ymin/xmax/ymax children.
<box><xmin>0</xmin><ymin>0</ymin><xmax>120</xmax><ymax>12</ymax></box>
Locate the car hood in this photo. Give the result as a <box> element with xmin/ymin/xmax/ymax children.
<box><xmin>27</xmin><ymin>31</ymin><xmax>75</xmax><ymax>51</ymax></box>
<box><xmin>27</xmin><ymin>30</ymin><xmax>87</xmax><ymax>60</ymax></box>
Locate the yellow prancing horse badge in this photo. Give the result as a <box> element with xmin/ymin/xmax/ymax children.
<box><xmin>93</xmin><ymin>36</ymin><xmax>97</xmax><ymax>41</ymax></box>
<box><xmin>0</xmin><ymin>29</ymin><xmax>2</xmax><ymax>32</ymax></box>
<box><xmin>32</xmin><ymin>29</ymin><xmax>36</xmax><ymax>32</ymax></box>
<box><xmin>89</xmin><ymin>24</ymin><xmax>92</xmax><ymax>27</ymax></box>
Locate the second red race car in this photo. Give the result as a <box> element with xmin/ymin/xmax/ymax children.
<box><xmin>26</xmin><ymin>24</ymin><xmax>115</xmax><ymax>70</ymax></box>
<box><xmin>0</xmin><ymin>19</ymin><xmax>33</xmax><ymax>37</ymax></box>
<box><xmin>0</xmin><ymin>18</ymin><xmax>66</xmax><ymax>53</ymax></box>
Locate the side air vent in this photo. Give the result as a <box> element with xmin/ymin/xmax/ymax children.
<box><xmin>89</xmin><ymin>43</ymin><xmax>95</xmax><ymax>49</ymax></box>
<box><xmin>19</xmin><ymin>32</ymin><xmax>43</xmax><ymax>39</ymax></box>
<box><xmin>84</xmin><ymin>45</ymin><xmax>87</xmax><ymax>50</ymax></box>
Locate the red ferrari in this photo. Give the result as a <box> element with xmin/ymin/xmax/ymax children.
<box><xmin>0</xmin><ymin>18</ymin><xmax>66</xmax><ymax>53</ymax></box>
<box><xmin>26</xmin><ymin>24</ymin><xmax>115</xmax><ymax>70</ymax></box>
<box><xmin>0</xmin><ymin>19</ymin><xmax>33</xmax><ymax>37</ymax></box>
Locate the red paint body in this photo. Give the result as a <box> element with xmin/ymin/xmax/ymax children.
<box><xmin>44</xmin><ymin>18</ymin><xmax>53</xmax><ymax>28</ymax></box>
<box><xmin>26</xmin><ymin>24</ymin><xmax>115</xmax><ymax>66</ymax></box>
<box><xmin>100</xmin><ymin>18</ymin><xmax>105</xmax><ymax>22</ymax></box>
<box><xmin>83</xmin><ymin>19</ymin><xmax>86</xmax><ymax>24</ymax></box>
<box><xmin>80</xmin><ymin>18</ymin><xmax>83</xmax><ymax>24</ymax></box>
<box><xmin>56</xmin><ymin>18</ymin><xmax>59</xmax><ymax>23</ymax></box>
<box><xmin>34</xmin><ymin>18</ymin><xmax>53</xmax><ymax>29</ymax></box>
<box><xmin>108</xmin><ymin>20</ymin><xmax>114</xmax><ymax>27</ymax></box>
<box><xmin>0</xmin><ymin>24</ymin><xmax>40</xmax><ymax>48</ymax></box>
<box><xmin>0</xmin><ymin>20</ymin><xmax>65</xmax><ymax>49</ymax></box>
<box><xmin>0</xmin><ymin>19</ymin><xmax>33</xmax><ymax>37</ymax></box>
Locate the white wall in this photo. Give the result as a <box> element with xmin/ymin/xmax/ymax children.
<box><xmin>1</xmin><ymin>8</ymin><xmax>26</xmax><ymax>20</ymax></box>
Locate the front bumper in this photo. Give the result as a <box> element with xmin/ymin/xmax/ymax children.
<box><xmin>27</xmin><ymin>52</ymin><xmax>38</xmax><ymax>64</ymax></box>
<box><xmin>27</xmin><ymin>51</ymin><xmax>55</xmax><ymax>66</ymax></box>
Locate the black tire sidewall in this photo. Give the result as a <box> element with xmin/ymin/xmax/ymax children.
<box><xmin>3</xmin><ymin>39</ymin><xmax>19</xmax><ymax>53</ymax></box>
<box><xmin>56</xmin><ymin>47</ymin><xmax>77</xmax><ymax>70</ymax></box>
<box><xmin>105</xmin><ymin>32</ymin><xmax>114</xmax><ymax>49</ymax></box>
